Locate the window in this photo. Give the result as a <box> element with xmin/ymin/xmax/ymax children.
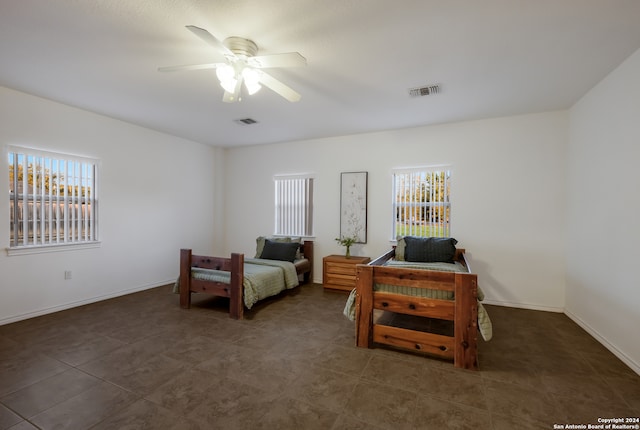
<box><xmin>274</xmin><ymin>174</ymin><xmax>313</xmax><ymax>237</ymax></box>
<box><xmin>8</xmin><ymin>146</ymin><xmax>99</xmax><ymax>251</ymax></box>
<box><xmin>392</xmin><ymin>167</ymin><xmax>451</xmax><ymax>238</ymax></box>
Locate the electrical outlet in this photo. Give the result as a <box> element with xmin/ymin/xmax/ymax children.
<box><xmin>64</xmin><ymin>270</ymin><xmax>72</xmax><ymax>280</ymax></box>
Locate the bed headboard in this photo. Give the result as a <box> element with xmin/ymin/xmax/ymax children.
<box><xmin>301</xmin><ymin>240</ymin><xmax>313</xmax><ymax>263</ymax></box>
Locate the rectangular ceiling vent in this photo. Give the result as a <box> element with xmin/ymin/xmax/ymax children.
<box><xmin>408</xmin><ymin>84</ymin><xmax>440</xmax><ymax>98</ymax></box>
<box><xmin>234</xmin><ymin>118</ymin><xmax>258</xmax><ymax>125</ymax></box>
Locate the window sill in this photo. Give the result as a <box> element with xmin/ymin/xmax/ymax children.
<box><xmin>6</xmin><ymin>241</ymin><xmax>102</xmax><ymax>256</ymax></box>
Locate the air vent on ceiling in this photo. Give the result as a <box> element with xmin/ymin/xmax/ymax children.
<box><xmin>234</xmin><ymin>118</ymin><xmax>258</xmax><ymax>125</ymax></box>
<box><xmin>408</xmin><ymin>84</ymin><xmax>440</xmax><ymax>98</ymax></box>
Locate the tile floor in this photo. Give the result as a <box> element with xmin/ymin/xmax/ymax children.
<box><xmin>0</xmin><ymin>283</ymin><xmax>638</xmax><ymax>429</ymax></box>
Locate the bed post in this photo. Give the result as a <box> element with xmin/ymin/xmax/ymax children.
<box><xmin>454</xmin><ymin>273</ymin><xmax>479</xmax><ymax>370</ymax></box>
<box><xmin>302</xmin><ymin>240</ymin><xmax>314</xmax><ymax>282</ymax></box>
<box><xmin>228</xmin><ymin>253</ymin><xmax>244</xmax><ymax>320</ymax></box>
<box><xmin>179</xmin><ymin>249</ymin><xmax>192</xmax><ymax>309</ymax></box>
<box><xmin>355</xmin><ymin>264</ymin><xmax>374</xmax><ymax>348</ymax></box>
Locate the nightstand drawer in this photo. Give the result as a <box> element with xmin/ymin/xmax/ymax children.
<box><xmin>325</xmin><ymin>273</ymin><xmax>356</xmax><ymax>286</ymax></box>
<box><xmin>325</xmin><ymin>261</ymin><xmax>359</xmax><ymax>275</ymax></box>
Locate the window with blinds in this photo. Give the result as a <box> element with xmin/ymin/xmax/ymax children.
<box><xmin>274</xmin><ymin>175</ymin><xmax>314</xmax><ymax>237</ymax></box>
<box><xmin>8</xmin><ymin>146</ymin><xmax>99</xmax><ymax>250</ymax></box>
<box><xmin>392</xmin><ymin>167</ymin><xmax>451</xmax><ymax>238</ymax></box>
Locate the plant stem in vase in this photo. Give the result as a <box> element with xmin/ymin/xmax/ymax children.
<box><xmin>336</xmin><ymin>235</ymin><xmax>357</xmax><ymax>259</ymax></box>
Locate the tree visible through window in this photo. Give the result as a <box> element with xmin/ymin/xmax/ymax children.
<box><xmin>392</xmin><ymin>168</ymin><xmax>451</xmax><ymax>238</ymax></box>
<box><xmin>8</xmin><ymin>146</ymin><xmax>99</xmax><ymax>249</ymax></box>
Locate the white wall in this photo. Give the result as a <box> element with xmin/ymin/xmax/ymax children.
<box><xmin>223</xmin><ymin>111</ymin><xmax>569</xmax><ymax>311</ymax></box>
<box><xmin>566</xmin><ymin>48</ymin><xmax>640</xmax><ymax>373</ymax></box>
<box><xmin>0</xmin><ymin>87</ymin><xmax>222</xmax><ymax>324</ymax></box>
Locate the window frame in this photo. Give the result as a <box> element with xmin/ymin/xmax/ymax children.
<box><xmin>391</xmin><ymin>166</ymin><xmax>451</xmax><ymax>239</ymax></box>
<box><xmin>7</xmin><ymin>145</ymin><xmax>100</xmax><ymax>256</ymax></box>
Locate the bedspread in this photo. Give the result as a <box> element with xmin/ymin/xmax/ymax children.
<box><xmin>242</xmin><ymin>258</ymin><xmax>299</xmax><ymax>308</ymax></box>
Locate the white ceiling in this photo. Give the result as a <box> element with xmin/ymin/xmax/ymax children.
<box><xmin>2</xmin><ymin>0</ymin><xmax>640</xmax><ymax>148</ymax></box>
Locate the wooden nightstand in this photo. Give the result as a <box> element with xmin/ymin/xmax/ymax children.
<box><xmin>323</xmin><ymin>255</ymin><xmax>371</xmax><ymax>292</ymax></box>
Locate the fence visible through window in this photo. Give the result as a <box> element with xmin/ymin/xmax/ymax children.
<box><xmin>8</xmin><ymin>147</ymin><xmax>98</xmax><ymax>248</ymax></box>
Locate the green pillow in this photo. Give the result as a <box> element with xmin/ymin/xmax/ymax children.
<box><xmin>395</xmin><ymin>235</ymin><xmax>406</xmax><ymax>261</ymax></box>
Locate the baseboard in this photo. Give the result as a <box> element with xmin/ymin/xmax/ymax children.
<box><xmin>564</xmin><ymin>309</ymin><xmax>640</xmax><ymax>376</ymax></box>
<box><xmin>482</xmin><ymin>299</ymin><xmax>564</xmax><ymax>313</ymax></box>
<box><xmin>481</xmin><ymin>300</ymin><xmax>639</xmax><ymax>375</ymax></box>
<box><xmin>0</xmin><ymin>279</ymin><xmax>175</xmax><ymax>326</ymax></box>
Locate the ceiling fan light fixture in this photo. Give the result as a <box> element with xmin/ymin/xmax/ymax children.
<box><xmin>216</xmin><ymin>64</ymin><xmax>237</xmax><ymax>93</ymax></box>
<box><xmin>242</xmin><ymin>67</ymin><xmax>262</xmax><ymax>95</ymax></box>
<box><xmin>161</xmin><ymin>26</ymin><xmax>305</xmax><ymax>103</ymax></box>
<box><xmin>219</xmin><ymin>78</ymin><xmax>238</xmax><ymax>94</ymax></box>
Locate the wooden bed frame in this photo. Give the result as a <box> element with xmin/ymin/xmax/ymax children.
<box><xmin>179</xmin><ymin>240</ymin><xmax>313</xmax><ymax>319</ymax></box>
<box><xmin>354</xmin><ymin>247</ymin><xmax>479</xmax><ymax>370</ymax></box>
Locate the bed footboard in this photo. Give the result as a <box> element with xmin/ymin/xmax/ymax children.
<box><xmin>179</xmin><ymin>249</ymin><xmax>245</xmax><ymax>319</ymax></box>
<box><xmin>354</xmin><ymin>255</ymin><xmax>479</xmax><ymax>370</ymax></box>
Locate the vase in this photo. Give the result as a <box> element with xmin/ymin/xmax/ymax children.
<box><xmin>345</xmin><ymin>246</ymin><xmax>351</xmax><ymax>258</ymax></box>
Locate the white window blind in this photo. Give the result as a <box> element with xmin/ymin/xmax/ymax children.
<box><xmin>8</xmin><ymin>146</ymin><xmax>99</xmax><ymax>249</ymax></box>
<box><xmin>274</xmin><ymin>175</ymin><xmax>313</xmax><ymax>237</ymax></box>
<box><xmin>392</xmin><ymin>168</ymin><xmax>451</xmax><ymax>238</ymax></box>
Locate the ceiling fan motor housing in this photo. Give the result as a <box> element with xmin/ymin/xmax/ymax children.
<box><xmin>224</xmin><ymin>37</ymin><xmax>258</xmax><ymax>58</ymax></box>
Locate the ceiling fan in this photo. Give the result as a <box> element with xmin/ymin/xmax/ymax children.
<box><xmin>159</xmin><ymin>25</ymin><xmax>306</xmax><ymax>103</ymax></box>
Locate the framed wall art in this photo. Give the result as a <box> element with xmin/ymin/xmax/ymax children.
<box><xmin>340</xmin><ymin>171</ymin><xmax>368</xmax><ymax>243</ymax></box>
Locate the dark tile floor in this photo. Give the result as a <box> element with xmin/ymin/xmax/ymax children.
<box><xmin>1</xmin><ymin>284</ymin><xmax>638</xmax><ymax>429</ymax></box>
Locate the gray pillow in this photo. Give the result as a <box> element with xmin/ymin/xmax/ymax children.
<box><xmin>404</xmin><ymin>236</ymin><xmax>458</xmax><ymax>263</ymax></box>
<box><xmin>255</xmin><ymin>236</ymin><xmax>291</xmax><ymax>258</ymax></box>
<box><xmin>260</xmin><ymin>239</ymin><xmax>300</xmax><ymax>262</ymax></box>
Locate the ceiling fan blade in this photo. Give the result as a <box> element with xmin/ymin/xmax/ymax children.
<box><xmin>258</xmin><ymin>71</ymin><xmax>301</xmax><ymax>102</ymax></box>
<box><xmin>158</xmin><ymin>63</ymin><xmax>224</xmax><ymax>72</ymax></box>
<box><xmin>185</xmin><ymin>25</ymin><xmax>234</xmax><ymax>56</ymax></box>
<box><xmin>248</xmin><ymin>52</ymin><xmax>307</xmax><ymax>69</ymax></box>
